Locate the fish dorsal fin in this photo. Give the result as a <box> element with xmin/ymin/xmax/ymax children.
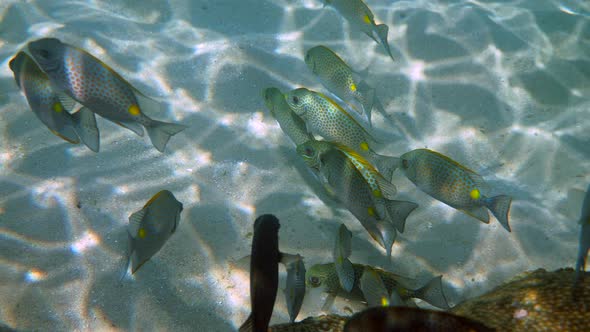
<box><xmin>316</xmin><ymin>92</ymin><xmax>375</xmax><ymax>141</ymax></box>
<box><xmin>334</xmin><ymin>143</ymin><xmax>379</xmax><ymax>174</ymax></box>
<box><xmin>56</xmin><ymin>92</ymin><xmax>77</xmax><ymax>112</ymax></box>
<box><xmin>143</xmin><ymin>190</ymin><xmax>165</xmax><ymax>208</ymax></box>
<box><xmin>128</xmin><ymin>209</ymin><xmax>146</xmax><ymax>237</ymax></box>
<box><xmin>422</xmin><ymin>149</ymin><xmax>480</xmax><ymax>175</ymax></box>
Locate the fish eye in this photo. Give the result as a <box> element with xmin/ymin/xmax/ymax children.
<box><xmin>309</xmin><ymin>276</ymin><xmax>321</xmax><ymax>287</ymax></box>
<box><xmin>402</xmin><ymin>159</ymin><xmax>409</xmax><ymax>169</ymax></box>
<box><xmin>292</xmin><ymin>96</ymin><xmax>299</xmax><ymax>105</ymax></box>
<box><xmin>304</xmin><ymin>147</ymin><xmax>314</xmax><ymax>156</ymax></box>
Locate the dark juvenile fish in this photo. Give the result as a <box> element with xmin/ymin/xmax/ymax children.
<box><xmin>451</xmin><ymin>268</ymin><xmax>590</xmax><ymax>331</ymax></box>
<box><xmin>240</xmin><ymin>214</ymin><xmax>282</xmax><ymax>332</ymax></box>
<box><xmin>343</xmin><ymin>306</ymin><xmax>494</xmax><ymax>332</ymax></box>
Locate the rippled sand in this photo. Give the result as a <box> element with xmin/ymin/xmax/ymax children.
<box><xmin>0</xmin><ymin>0</ymin><xmax>589</xmax><ymax>330</ymax></box>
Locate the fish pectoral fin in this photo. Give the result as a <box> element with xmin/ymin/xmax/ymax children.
<box><xmin>128</xmin><ymin>209</ymin><xmax>146</xmax><ymax>236</ymax></box>
<box><xmin>462</xmin><ymin>205</ymin><xmax>490</xmax><ymax>224</ymax></box>
<box><xmin>56</xmin><ymin>92</ymin><xmax>77</xmax><ymax>112</ymax></box>
<box><xmin>72</xmin><ymin>107</ymin><xmax>100</xmax><ymax>152</ymax></box>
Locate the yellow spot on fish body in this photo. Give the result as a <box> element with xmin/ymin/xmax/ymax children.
<box><xmin>128</xmin><ymin>104</ymin><xmax>140</xmax><ymax>116</ymax></box>
<box><xmin>380</xmin><ymin>297</ymin><xmax>389</xmax><ymax>307</ymax></box>
<box><xmin>350</xmin><ymin>83</ymin><xmax>357</xmax><ymax>92</ymax></box>
<box><xmin>52</xmin><ymin>102</ymin><xmax>63</xmax><ymax>113</ymax></box>
<box><xmin>363</xmin><ymin>15</ymin><xmax>371</xmax><ymax>24</ymax></box>
<box><xmin>360</xmin><ymin>142</ymin><xmax>369</xmax><ymax>151</ymax></box>
<box><xmin>373</xmin><ymin>189</ymin><xmax>382</xmax><ymax>198</ymax></box>
<box><xmin>138</xmin><ymin>228</ymin><xmax>146</xmax><ymax>238</ymax></box>
<box><xmin>368</xmin><ymin>207</ymin><xmax>375</xmax><ymax>216</ymax></box>
<box><xmin>470</xmin><ymin>188</ymin><xmax>480</xmax><ymax>200</ymax></box>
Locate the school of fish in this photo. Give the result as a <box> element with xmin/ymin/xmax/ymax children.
<box><xmin>6</xmin><ymin>0</ymin><xmax>589</xmax><ymax>331</ymax></box>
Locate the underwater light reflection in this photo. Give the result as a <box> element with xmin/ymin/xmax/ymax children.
<box><xmin>70</xmin><ymin>231</ymin><xmax>101</xmax><ymax>255</ymax></box>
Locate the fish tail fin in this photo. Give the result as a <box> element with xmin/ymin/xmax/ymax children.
<box><xmin>373</xmin><ymin>220</ymin><xmax>397</xmax><ymax>259</ymax></box>
<box><xmin>374</xmin><ymin>24</ymin><xmax>395</xmax><ymax>61</ymax></box>
<box><xmin>356</xmin><ymin>80</ymin><xmax>375</xmax><ymax>126</ymax></box>
<box><xmin>412</xmin><ymin>275</ymin><xmax>450</xmax><ymax>310</ymax></box>
<box><xmin>71</xmin><ymin>107</ymin><xmax>100</xmax><ymax>152</ymax></box>
<box><xmin>372</xmin><ymin>154</ymin><xmax>400</xmax><ymax>181</ymax></box>
<box><xmin>238</xmin><ymin>313</ymin><xmax>254</xmax><ymax>332</ymax></box>
<box><xmin>485</xmin><ymin>195</ymin><xmax>512</xmax><ymax>232</ymax></box>
<box><xmin>145</xmin><ymin>120</ymin><xmax>188</xmax><ymax>152</ymax></box>
<box><xmin>384</xmin><ymin>200</ymin><xmax>419</xmax><ymax>233</ymax></box>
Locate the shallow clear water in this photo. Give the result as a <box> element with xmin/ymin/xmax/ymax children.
<box><xmin>0</xmin><ymin>0</ymin><xmax>589</xmax><ymax>330</ymax></box>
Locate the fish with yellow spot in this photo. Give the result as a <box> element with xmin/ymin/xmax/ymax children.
<box><xmin>286</xmin><ymin>88</ymin><xmax>398</xmax><ymax>179</ymax></box>
<box><xmin>284</xmin><ymin>254</ymin><xmax>306</xmax><ymax>323</ymax></box>
<box><xmin>263</xmin><ymin>87</ymin><xmax>314</xmax><ymax>146</ymax></box>
<box><xmin>322</xmin><ymin>0</ymin><xmax>395</xmax><ymax>60</ymax></box>
<box><xmin>397</xmin><ymin>149</ymin><xmax>512</xmax><ymax>232</ymax></box>
<box><xmin>297</xmin><ymin>140</ymin><xmax>418</xmax><ymax>257</ymax></box>
<box><xmin>121</xmin><ymin>190</ymin><xmax>183</xmax><ymax>278</ymax></box>
<box><xmin>306</xmin><ymin>263</ymin><xmax>450</xmax><ymax>310</ymax></box>
<box><xmin>9</xmin><ymin>51</ymin><xmax>100</xmax><ymax>152</ymax></box>
<box><xmin>27</xmin><ymin>38</ymin><xmax>187</xmax><ymax>152</ymax></box>
<box><xmin>305</xmin><ymin>46</ymin><xmax>382</xmax><ymax>126</ymax></box>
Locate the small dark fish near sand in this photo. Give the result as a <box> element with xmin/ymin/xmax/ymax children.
<box><xmin>240</xmin><ymin>214</ymin><xmax>282</xmax><ymax>332</ymax></box>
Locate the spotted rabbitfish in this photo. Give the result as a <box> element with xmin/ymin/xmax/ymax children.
<box><xmin>297</xmin><ymin>140</ymin><xmax>418</xmax><ymax>257</ymax></box>
<box><xmin>307</xmin><ymin>263</ymin><xmax>450</xmax><ymax>310</ymax></box>
<box><xmin>122</xmin><ymin>190</ymin><xmax>183</xmax><ymax>278</ymax></box>
<box><xmin>398</xmin><ymin>149</ymin><xmax>512</xmax><ymax>231</ymax></box>
<box><xmin>27</xmin><ymin>38</ymin><xmax>187</xmax><ymax>152</ymax></box>
<box><xmin>323</xmin><ymin>0</ymin><xmax>395</xmax><ymax>60</ymax></box>
<box><xmin>305</xmin><ymin>45</ymin><xmax>381</xmax><ymax>125</ymax></box>
<box><xmin>263</xmin><ymin>87</ymin><xmax>314</xmax><ymax>146</ymax></box>
<box><xmin>286</xmin><ymin>88</ymin><xmax>398</xmax><ymax>179</ymax></box>
<box><xmin>9</xmin><ymin>51</ymin><xmax>99</xmax><ymax>151</ymax></box>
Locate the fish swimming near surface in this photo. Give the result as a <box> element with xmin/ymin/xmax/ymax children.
<box><xmin>121</xmin><ymin>190</ymin><xmax>183</xmax><ymax>278</ymax></box>
<box><xmin>344</xmin><ymin>306</ymin><xmax>495</xmax><ymax>332</ymax></box>
<box><xmin>451</xmin><ymin>268</ymin><xmax>590</xmax><ymax>331</ymax></box>
<box><xmin>240</xmin><ymin>214</ymin><xmax>282</xmax><ymax>332</ymax></box>
<box><xmin>575</xmin><ymin>183</ymin><xmax>590</xmax><ymax>287</ymax></box>
<box><xmin>298</xmin><ymin>140</ymin><xmax>417</xmax><ymax>238</ymax></box>
<box><xmin>334</xmin><ymin>224</ymin><xmax>355</xmax><ymax>293</ymax></box>
<box><xmin>27</xmin><ymin>38</ymin><xmax>187</xmax><ymax>152</ymax></box>
<box><xmin>283</xmin><ymin>254</ymin><xmax>307</xmax><ymax>323</ymax></box>
<box><xmin>306</xmin><ymin>263</ymin><xmax>450</xmax><ymax>310</ymax></box>
<box><xmin>285</xmin><ymin>88</ymin><xmax>398</xmax><ymax>179</ymax></box>
<box><xmin>263</xmin><ymin>87</ymin><xmax>314</xmax><ymax>146</ymax></box>
<box><xmin>322</xmin><ymin>0</ymin><xmax>395</xmax><ymax>61</ymax></box>
<box><xmin>305</xmin><ymin>45</ymin><xmax>381</xmax><ymax>125</ymax></box>
<box><xmin>9</xmin><ymin>51</ymin><xmax>99</xmax><ymax>151</ymax></box>
<box><xmin>397</xmin><ymin>149</ymin><xmax>512</xmax><ymax>232</ymax></box>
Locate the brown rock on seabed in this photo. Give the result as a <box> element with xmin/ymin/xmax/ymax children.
<box><xmin>451</xmin><ymin>268</ymin><xmax>590</xmax><ymax>332</ymax></box>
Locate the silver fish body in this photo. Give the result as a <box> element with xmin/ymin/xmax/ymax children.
<box><xmin>124</xmin><ymin>190</ymin><xmax>183</xmax><ymax>275</ymax></box>
<box><xmin>263</xmin><ymin>87</ymin><xmax>314</xmax><ymax>146</ymax></box>
<box><xmin>305</xmin><ymin>45</ymin><xmax>376</xmax><ymax>124</ymax></box>
<box><xmin>283</xmin><ymin>254</ymin><xmax>306</xmax><ymax>323</ymax></box>
<box><xmin>399</xmin><ymin>149</ymin><xmax>512</xmax><ymax>232</ymax></box>
<box><xmin>27</xmin><ymin>38</ymin><xmax>186</xmax><ymax>152</ymax></box>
